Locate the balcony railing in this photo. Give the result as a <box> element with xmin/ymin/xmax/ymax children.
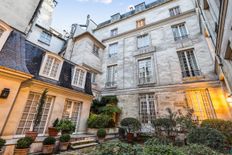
<box><xmin>174</xmin><ymin>34</ymin><xmax>189</xmax><ymax>41</ymax></box>
<box><xmin>105</xmin><ymin>81</ymin><xmax>117</xmax><ymax>88</ymax></box>
<box><xmin>182</xmin><ymin>70</ymin><xmax>201</xmax><ymax>78</ymax></box>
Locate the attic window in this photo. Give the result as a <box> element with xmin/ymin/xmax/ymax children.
<box><xmin>39</xmin><ymin>31</ymin><xmax>52</xmax><ymax>45</ymax></box>
<box><xmin>111</xmin><ymin>13</ymin><xmax>121</xmax><ymax>22</ymax></box>
<box><xmin>135</xmin><ymin>2</ymin><xmax>146</xmax><ymax>12</ymax></box>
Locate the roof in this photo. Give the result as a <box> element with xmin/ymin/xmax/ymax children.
<box><xmin>96</xmin><ymin>0</ymin><xmax>170</xmax><ymax>29</ymax></box>
<box><xmin>0</xmin><ymin>30</ymin><xmax>93</xmax><ymax>95</ymax></box>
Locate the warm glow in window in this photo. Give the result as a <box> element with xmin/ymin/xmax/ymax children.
<box><xmin>136</xmin><ymin>19</ymin><xmax>145</xmax><ymax>28</ymax></box>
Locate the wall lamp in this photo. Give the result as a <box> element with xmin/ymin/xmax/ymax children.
<box><xmin>0</xmin><ymin>88</ymin><xmax>10</xmax><ymax>99</ymax></box>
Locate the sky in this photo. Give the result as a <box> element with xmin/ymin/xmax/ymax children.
<box><xmin>51</xmin><ymin>0</ymin><xmax>155</xmax><ymax>32</ymax></box>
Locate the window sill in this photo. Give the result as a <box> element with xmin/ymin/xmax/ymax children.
<box><xmin>38</xmin><ymin>39</ymin><xmax>51</xmax><ymax>46</ymax></box>
<box><xmin>182</xmin><ymin>76</ymin><xmax>204</xmax><ymax>82</ymax></box>
<box><xmin>39</xmin><ymin>74</ymin><xmax>59</xmax><ymax>81</ymax></box>
<box><xmin>105</xmin><ymin>85</ymin><xmax>117</xmax><ymax>89</ymax></box>
<box><xmin>138</xmin><ymin>82</ymin><xmax>156</xmax><ymax>87</ymax></box>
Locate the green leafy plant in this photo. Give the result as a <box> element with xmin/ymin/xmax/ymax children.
<box><xmin>181</xmin><ymin>144</ymin><xmax>220</xmax><ymax>155</ymax></box>
<box><xmin>176</xmin><ymin>108</ymin><xmax>196</xmax><ymax>132</ymax></box>
<box><xmin>59</xmin><ymin>134</ymin><xmax>71</xmax><ymax>142</ymax></box>
<box><xmin>16</xmin><ymin>137</ymin><xmax>33</xmax><ymax>149</ymax></box>
<box><xmin>97</xmin><ymin>128</ymin><xmax>106</xmax><ymax>138</ymax></box>
<box><xmin>43</xmin><ymin>136</ymin><xmax>56</xmax><ymax>145</ymax></box>
<box><xmin>101</xmin><ymin>96</ymin><xmax>118</xmax><ymax>105</ymax></box>
<box><xmin>87</xmin><ymin>114</ymin><xmax>115</xmax><ymax>128</ymax></box>
<box><xmin>120</xmin><ymin>117</ymin><xmax>141</xmax><ymax>133</ymax></box>
<box><xmin>0</xmin><ymin>138</ymin><xmax>6</xmax><ymax>150</ymax></box>
<box><xmin>144</xmin><ymin>144</ymin><xmax>185</xmax><ymax>155</ymax></box>
<box><xmin>145</xmin><ymin>137</ymin><xmax>173</xmax><ymax>146</ymax></box>
<box><xmin>201</xmin><ymin>119</ymin><xmax>232</xmax><ymax>145</ymax></box>
<box><xmin>100</xmin><ymin>104</ymin><xmax>121</xmax><ymax>117</ymax></box>
<box><xmin>33</xmin><ymin>89</ymin><xmax>48</xmax><ymax>131</ymax></box>
<box><xmin>53</xmin><ymin>118</ymin><xmax>59</xmax><ymax>128</ymax></box>
<box><xmin>56</xmin><ymin>119</ymin><xmax>75</xmax><ymax>134</ymax></box>
<box><xmin>187</xmin><ymin>127</ymin><xmax>225</xmax><ymax>150</ymax></box>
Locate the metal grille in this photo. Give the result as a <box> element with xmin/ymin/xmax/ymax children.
<box><xmin>16</xmin><ymin>92</ymin><xmax>53</xmax><ymax>135</ymax></box>
<box><xmin>186</xmin><ymin>89</ymin><xmax>216</xmax><ymax>121</ymax></box>
<box><xmin>139</xmin><ymin>94</ymin><xmax>156</xmax><ymax>124</ymax></box>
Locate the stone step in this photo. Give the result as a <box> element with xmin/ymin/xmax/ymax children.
<box><xmin>70</xmin><ymin>138</ymin><xmax>96</xmax><ymax>145</ymax></box>
<box><xmin>70</xmin><ymin>142</ymin><xmax>98</xmax><ymax>149</ymax></box>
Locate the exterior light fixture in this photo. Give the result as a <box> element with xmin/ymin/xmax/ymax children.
<box><xmin>226</xmin><ymin>94</ymin><xmax>232</xmax><ymax>104</ymax></box>
<box><xmin>0</xmin><ymin>88</ymin><xmax>10</xmax><ymax>99</ymax></box>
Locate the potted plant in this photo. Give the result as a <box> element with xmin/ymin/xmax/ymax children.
<box><xmin>14</xmin><ymin>137</ymin><xmax>33</xmax><ymax>155</ymax></box>
<box><xmin>26</xmin><ymin>89</ymin><xmax>48</xmax><ymax>141</ymax></box>
<box><xmin>42</xmin><ymin>136</ymin><xmax>56</xmax><ymax>154</ymax></box>
<box><xmin>56</xmin><ymin>119</ymin><xmax>75</xmax><ymax>134</ymax></box>
<box><xmin>0</xmin><ymin>138</ymin><xmax>6</xmax><ymax>155</ymax></box>
<box><xmin>48</xmin><ymin>118</ymin><xmax>59</xmax><ymax>137</ymax></box>
<box><xmin>59</xmin><ymin>134</ymin><xmax>71</xmax><ymax>151</ymax></box>
<box><xmin>120</xmin><ymin>117</ymin><xmax>141</xmax><ymax>142</ymax></box>
<box><xmin>97</xmin><ymin>128</ymin><xmax>106</xmax><ymax>143</ymax></box>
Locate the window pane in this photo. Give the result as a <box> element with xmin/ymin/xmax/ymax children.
<box><xmin>139</xmin><ymin>94</ymin><xmax>155</xmax><ymax>124</ymax></box>
<box><xmin>172</xmin><ymin>23</ymin><xmax>188</xmax><ymax>41</ymax></box>
<box><xmin>109</xmin><ymin>43</ymin><xmax>118</xmax><ymax>57</ymax></box>
<box><xmin>106</xmin><ymin>65</ymin><xmax>117</xmax><ymax>87</ymax></box>
<box><xmin>138</xmin><ymin>58</ymin><xmax>152</xmax><ymax>84</ymax></box>
<box><xmin>137</xmin><ymin>34</ymin><xmax>149</xmax><ymax>49</ymax></box>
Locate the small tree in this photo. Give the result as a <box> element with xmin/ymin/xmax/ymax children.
<box><xmin>33</xmin><ymin>89</ymin><xmax>48</xmax><ymax>131</ymax></box>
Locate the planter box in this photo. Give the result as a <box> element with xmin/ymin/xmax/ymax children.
<box><xmin>87</xmin><ymin>128</ymin><xmax>119</xmax><ymax>135</ymax></box>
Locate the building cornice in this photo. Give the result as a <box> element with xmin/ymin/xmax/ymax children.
<box><xmin>102</xmin><ymin>9</ymin><xmax>196</xmax><ymax>42</ymax></box>
<box><xmin>0</xmin><ymin>66</ymin><xmax>33</xmax><ymax>80</ymax></box>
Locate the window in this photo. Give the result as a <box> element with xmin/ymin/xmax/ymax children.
<box><xmin>91</xmin><ymin>73</ymin><xmax>97</xmax><ymax>83</ymax></box>
<box><xmin>169</xmin><ymin>6</ymin><xmax>181</xmax><ymax>16</ymax></box>
<box><xmin>62</xmin><ymin>100</ymin><xmax>82</xmax><ymax>133</ymax></box>
<box><xmin>40</xmin><ymin>55</ymin><xmax>63</xmax><ymax>80</ymax></box>
<box><xmin>186</xmin><ymin>89</ymin><xmax>216</xmax><ymax>121</ymax></box>
<box><xmin>16</xmin><ymin>92</ymin><xmax>54</xmax><ymax>135</ymax></box>
<box><xmin>135</xmin><ymin>2</ymin><xmax>146</xmax><ymax>12</ymax></box>
<box><xmin>111</xmin><ymin>28</ymin><xmax>118</xmax><ymax>37</ymax></box>
<box><xmin>72</xmin><ymin>67</ymin><xmax>86</xmax><ymax>88</ymax></box>
<box><xmin>177</xmin><ymin>49</ymin><xmax>200</xmax><ymax>78</ymax></box>
<box><xmin>139</xmin><ymin>94</ymin><xmax>156</xmax><ymax>124</ymax></box>
<box><xmin>137</xmin><ymin>34</ymin><xmax>149</xmax><ymax>49</ymax></box>
<box><xmin>39</xmin><ymin>31</ymin><xmax>52</xmax><ymax>45</ymax></box>
<box><xmin>172</xmin><ymin>23</ymin><xmax>188</xmax><ymax>41</ymax></box>
<box><xmin>225</xmin><ymin>41</ymin><xmax>232</xmax><ymax>60</ymax></box>
<box><xmin>106</xmin><ymin>65</ymin><xmax>117</xmax><ymax>87</ymax></box>
<box><xmin>109</xmin><ymin>43</ymin><xmax>118</xmax><ymax>57</ymax></box>
<box><xmin>93</xmin><ymin>44</ymin><xmax>99</xmax><ymax>56</ymax></box>
<box><xmin>138</xmin><ymin>58</ymin><xmax>152</xmax><ymax>84</ymax></box>
<box><xmin>111</xmin><ymin>13</ymin><xmax>121</xmax><ymax>22</ymax></box>
<box><xmin>136</xmin><ymin>19</ymin><xmax>145</xmax><ymax>28</ymax></box>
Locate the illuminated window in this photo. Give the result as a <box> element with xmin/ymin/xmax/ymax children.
<box><xmin>109</xmin><ymin>42</ymin><xmax>118</xmax><ymax>57</ymax></box>
<box><xmin>40</xmin><ymin>54</ymin><xmax>63</xmax><ymax>80</ymax></box>
<box><xmin>177</xmin><ymin>49</ymin><xmax>200</xmax><ymax>78</ymax></box>
<box><xmin>62</xmin><ymin>100</ymin><xmax>82</xmax><ymax>133</ymax></box>
<box><xmin>137</xmin><ymin>34</ymin><xmax>149</xmax><ymax>49</ymax></box>
<box><xmin>106</xmin><ymin>65</ymin><xmax>117</xmax><ymax>87</ymax></box>
<box><xmin>172</xmin><ymin>23</ymin><xmax>188</xmax><ymax>41</ymax></box>
<box><xmin>169</xmin><ymin>6</ymin><xmax>181</xmax><ymax>16</ymax></box>
<box><xmin>39</xmin><ymin>31</ymin><xmax>52</xmax><ymax>45</ymax></box>
<box><xmin>139</xmin><ymin>94</ymin><xmax>156</xmax><ymax>124</ymax></box>
<box><xmin>138</xmin><ymin>58</ymin><xmax>152</xmax><ymax>84</ymax></box>
<box><xmin>16</xmin><ymin>92</ymin><xmax>54</xmax><ymax>135</ymax></box>
<box><xmin>186</xmin><ymin>89</ymin><xmax>216</xmax><ymax>121</ymax></box>
<box><xmin>72</xmin><ymin>67</ymin><xmax>86</xmax><ymax>88</ymax></box>
<box><xmin>136</xmin><ymin>19</ymin><xmax>145</xmax><ymax>28</ymax></box>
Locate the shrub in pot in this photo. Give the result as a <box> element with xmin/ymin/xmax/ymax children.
<box><xmin>59</xmin><ymin>134</ymin><xmax>71</xmax><ymax>151</ymax></box>
<box><xmin>42</xmin><ymin>136</ymin><xmax>56</xmax><ymax>154</ymax></box>
<box><xmin>0</xmin><ymin>138</ymin><xmax>6</xmax><ymax>155</ymax></box>
<box><xmin>56</xmin><ymin>119</ymin><xmax>75</xmax><ymax>134</ymax></box>
<box><xmin>120</xmin><ymin>117</ymin><xmax>141</xmax><ymax>142</ymax></box>
<box><xmin>14</xmin><ymin>137</ymin><xmax>33</xmax><ymax>155</ymax></box>
<box><xmin>187</xmin><ymin>127</ymin><xmax>225</xmax><ymax>151</ymax></box>
<box><xmin>97</xmin><ymin>128</ymin><xmax>106</xmax><ymax>143</ymax></box>
<box><xmin>48</xmin><ymin>118</ymin><xmax>59</xmax><ymax>137</ymax></box>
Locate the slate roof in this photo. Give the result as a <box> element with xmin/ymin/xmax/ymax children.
<box><xmin>0</xmin><ymin>30</ymin><xmax>93</xmax><ymax>95</ymax></box>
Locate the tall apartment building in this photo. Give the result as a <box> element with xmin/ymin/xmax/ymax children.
<box><xmin>64</xmin><ymin>0</ymin><xmax>232</xmax><ymax>131</ymax></box>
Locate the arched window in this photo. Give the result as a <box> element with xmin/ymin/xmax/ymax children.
<box><xmin>39</xmin><ymin>53</ymin><xmax>63</xmax><ymax>80</ymax></box>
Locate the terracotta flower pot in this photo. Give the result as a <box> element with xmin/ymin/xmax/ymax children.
<box><xmin>127</xmin><ymin>133</ymin><xmax>134</xmax><ymax>142</ymax></box>
<box><xmin>14</xmin><ymin>148</ymin><xmax>29</xmax><ymax>155</ymax></box>
<box><xmin>97</xmin><ymin>137</ymin><xmax>105</xmax><ymax>143</ymax></box>
<box><xmin>42</xmin><ymin>145</ymin><xmax>54</xmax><ymax>154</ymax></box>
<box><xmin>48</xmin><ymin>127</ymin><xmax>58</xmax><ymax>137</ymax></box>
<box><xmin>25</xmin><ymin>131</ymin><xmax>38</xmax><ymax>141</ymax></box>
<box><xmin>59</xmin><ymin>142</ymin><xmax>69</xmax><ymax>151</ymax></box>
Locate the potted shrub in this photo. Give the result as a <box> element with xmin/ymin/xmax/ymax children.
<box><xmin>48</xmin><ymin>118</ymin><xmax>59</xmax><ymax>137</ymax></box>
<box><xmin>97</xmin><ymin>128</ymin><xmax>106</xmax><ymax>143</ymax></box>
<box><xmin>59</xmin><ymin>134</ymin><xmax>71</xmax><ymax>151</ymax></box>
<box><xmin>26</xmin><ymin>89</ymin><xmax>48</xmax><ymax>141</ymax></box>
<box><xmin>42</xmin><ymin>136</ymin><xmax>56</xmax><ymax>154</ymax></box>
<box><xmin>120</xmin><ymin>117</ymin><xmax>141</xmax><ymax>142</ymax></box>
<box><xmin>0</xmin><ymin>138</ymin><xmax>6</xmax><ymax>155</ymax></box>
<box><xmin>56</xmin><ymin>119</ymin><xmax>75</xmax><ymax>134</ymax></box>
<box><xmin>14</xmin><ymin>137</ymin><xmax>33</xmax><ymax>155</ymax></box>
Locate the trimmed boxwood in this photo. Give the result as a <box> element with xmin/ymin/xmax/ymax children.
<box><xmin>43</xmin><ymin>136</ymin><xmax>56</xmax><ymax>145</ymax></box>
<box><xmin>16</xmin><ymin>137</ymin><xmax>33</xmax><ymax>149</ymax></box>
<box><xmin>97</xmin><ymin>128</ymin><xmax>106</xmax><ymax>138</ymax></box>
<box><xmin>120</xmin><ymin>117</ymin><xmax>141</xmax><ymax>133</ymax></box>
<box><xmin>59</xmin><ymin>134</ymin><xmax>71</xmax><ymax>142</ymax></box>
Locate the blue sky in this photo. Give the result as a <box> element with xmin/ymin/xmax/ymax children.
<box><xmin>52</xmin><ymin>0</ymin><xmax>155</xmax><ymax>32</ymax></box>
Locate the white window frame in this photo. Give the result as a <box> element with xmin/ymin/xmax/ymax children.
<box><xmin>111</xmin><ymin>28</ymin><xmax>118</xmax><ymax>37</ymax></box>
<box><xmin>138</xmin><ymin>58</ymin><xmax>153</xmax><ymax>84</ymax></box>
<box><xmin>172</xmin><ymin>23</ymin><xmax>189</xmax><ymax>41</ymax></box>
<box><xmin>39</xmin><ymin>31</ymin><xmax>52</xmax><ymax>45</ymax></box>
<box><xmin>91</xmin><ymin>72</ymin><xmax>97</xmax><ymax>83</ymax></box>
<box><xmin>62</xmin><ymin>99</ymin><xmax>83</xmax><ymax>133</ymax></box>
<box><xmin>72</xmin><ymin>66</ymin><xmax>87</xmax><ymax>89</ymax></box>
<box><xmin>109</xmin><ymin>42</ymin><xmax>118</xmax><ymax>57</ymax></box>
<box><xmin>106</xmin><ymin>65</ymin><xmax>117</xmax><ymax>87</ymax></box>
<box><xmin>0</xmin><ymin>21</ymin><xmax>12</xmax><ymax>51</ymax></box>
<box><xmin>137</xmin><ymin>34</ymin><xmax>150</xmax><ymax>49</ymax></box>
<box><xmin>169</xmin><ymin>6</ymin><xmax>181</xmax><ymax>16</ymax></box>
<box><xmin>39</xmin><ymin>53</ymin><xmax>63</xmax><ymax>81</ymax></box>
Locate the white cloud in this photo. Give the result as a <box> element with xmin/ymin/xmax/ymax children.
<box><xmin>76</xmin><ymin>0</ymin><xmax>112</xmax><ymax>4</ymax></box>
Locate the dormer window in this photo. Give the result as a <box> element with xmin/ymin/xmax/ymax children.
<box><xmin>39</xmin><ymin>31</ymin><xmax>52</xmax><ymax>45</ymax></box>
<box><xmin>72</xmin><ymin>66</ymin><xmax>86</xmax><ymax>88</ymax></box>
<box><xmin>135</xmin><ymin>2</ymin><xmax>146</xmax><ymax>12</ymax></box>
<box><xmin>111</xmin><ymin>13</ymin><xmax>121</xmax><ymax>22</ymax></box>
<box><xmin>39</xmin><ymin>53</ymin><xmax>63</xmax><ymax>80</ymax></box>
